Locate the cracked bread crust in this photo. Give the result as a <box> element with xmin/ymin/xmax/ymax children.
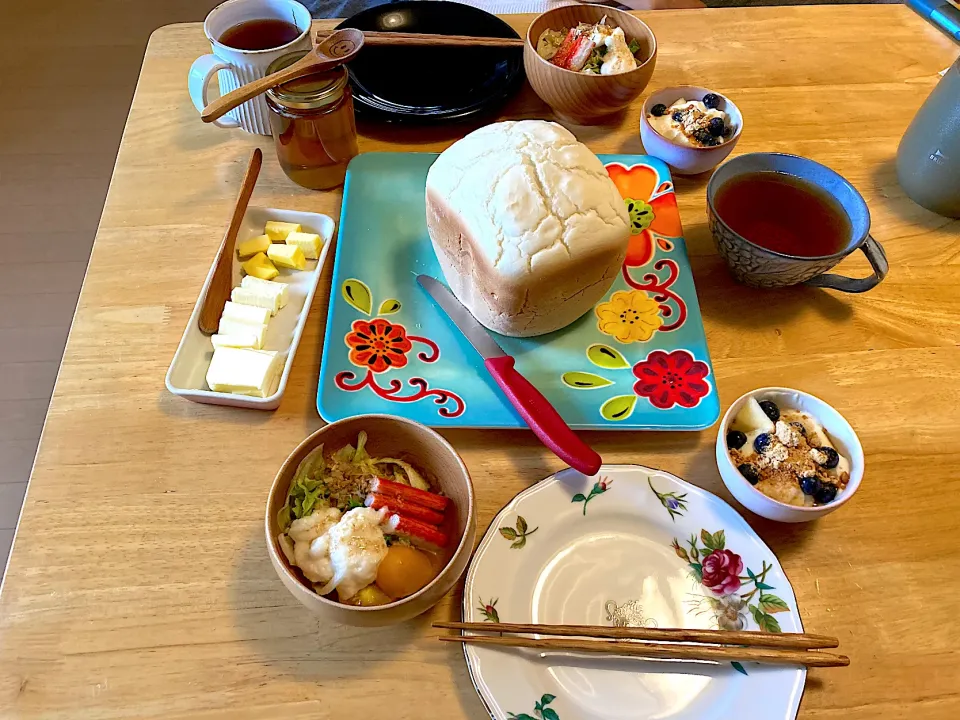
<box><xmin>425</xmin><ymin>120</ymin><xmax>629</xmax><ymax>337</ymax></box>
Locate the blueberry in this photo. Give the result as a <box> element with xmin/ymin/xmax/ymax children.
<box><xmin>799</xmin><ymin>475</ymin><xmax>821</xmax><ymax>496</ymax></box>
<box><xmin>702</xmin><ymin>93</ymin><xmax>721</xmax><ymax>110</ymax></box>
<box><xmin>708</xmin><ymin>117</ymin><xmax>726</xmax><ymax>137</ymax></box>
<box><xmin>814</xmin><ymin>482</ymin><xmax>838</xmax><ymax>504</ymax></box>
<box><xmin>671</xmin><ymin>110</ymin><xmax>684</xmax><ymax>123</ymax></box>
<box><xmin>790</xmin><ymin>421</ymin><xmax>807</xmax><ymax>436</ymax></box>
<box><xmin>738</xmin><ymin>463</ymin><xmax>761</xmax><ymax>485</ymax></box>
<box><xmin>759</xmin><ymin>400</ymin><xmax>780</xmax><ymax>422</ymax></box>
<box><xmin>651</xmin><ymin>103</ymin><xmax>668</xmax><ymax>117</ymax></box>
<box><xmin>726</xmin><ymin>430</ymin><xmax>747</xmax><ymax>450</ymax></box>
<box><xmin>815</xmin><ymin>447</ymin><xmax>840</xmax><ymax>469</ymax></box>
<box><xmin>754</xmin><ymin>433</ymin><xmax>772</xmax><ymax>453</ymax></box>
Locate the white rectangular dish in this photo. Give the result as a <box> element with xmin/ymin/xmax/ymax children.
<box><xmin>165</xmin><ymin>206</ymin><xmax>335</xmax><ymax>410</ymax></box>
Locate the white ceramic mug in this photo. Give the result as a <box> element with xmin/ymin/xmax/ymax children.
<box><xmin>188</xmin><ymin>0</ymin><xmax>313</xmax><ymax>135</ymax></box>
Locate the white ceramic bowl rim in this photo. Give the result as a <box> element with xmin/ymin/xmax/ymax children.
<box><xmin>718</xmin><ymin>387</ymin><xmax>863</xmax><ymax>513</ymax></box>
<box><xmin>265</xmin><ymin>413</ymin><xmax>476</xmax><ymax>612</ymax></box>
<box><xmin>525</xmin><ymin>4</ymin><xmax>657</xmax><ymax>76</ymax></box>
<box><xmin>641</xmin><ymin>85</ymin><xmax>743</xmax><ymax>152</ymax></box>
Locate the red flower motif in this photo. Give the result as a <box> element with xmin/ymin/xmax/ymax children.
<box><xmin>345</xmin><ymin>318</ymin><xmax>412</xmax><ymax>373</ymax></box>
<box><xmin>700</xmin><ymin>549</ymin><xmax>744</xmax><ymax>596</ymax></box>
<box><xmin>632</xmin><ymin>350</ymin><xmax>710</xmax><ymax>409</ymax></box>
<box><xmin>607</xmin><ymin>164</ymin><xmax>683</xmax><ymax>268</ymax></box>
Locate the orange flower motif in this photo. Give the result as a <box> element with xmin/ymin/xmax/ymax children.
<box><xmin>345</xmin><ymin>318</ymin><xmax>413</xmax><ymax>373</ymax></box>
<box><xmin>607</xmin><ymin>164</ymin><xmax>683</xmax><ymax>268</ymax></box>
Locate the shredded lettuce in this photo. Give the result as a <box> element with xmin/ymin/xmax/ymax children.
<box><xmin>582</xmin><ymin>47</ymin><xmax>605</xmax><ymax>75</ymax></box>
<box><xmin>628</xmin><ymin>38</ymin><xmax>641</xmax><ymax>56</ymax></box>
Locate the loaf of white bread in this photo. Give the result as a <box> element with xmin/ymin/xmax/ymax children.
<box><xmin>425</xmin><ymin>120</ymin><xmax>630</xmax><ymax>337</ymax></box>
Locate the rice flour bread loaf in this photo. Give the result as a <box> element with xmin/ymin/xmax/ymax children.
<box><xmin>425</xmin><ymin>120</ymin><xmax>630</xmax><ymax>337</ymax></box>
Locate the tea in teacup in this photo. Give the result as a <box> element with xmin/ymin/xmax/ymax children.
<box><xmin>713</xmin><ymin>172</ymin><xmax>851</xmax><ymax>258</ymax></box>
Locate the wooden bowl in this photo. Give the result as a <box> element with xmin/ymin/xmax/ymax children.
<box><xmin>265</xmin><ymin>414</ymin><xmax>476</xmax><ymax>626</ymax></box>
<box><xmin>524</xmin><ymin>4</ymin><xmax>657</xmax><ymax>124</ymax></box>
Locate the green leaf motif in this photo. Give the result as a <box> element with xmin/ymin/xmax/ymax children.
<box><xmin>541</xmin><ymin>695</ymin><xmax>557</xmax><ymax>705</ymax></box>
<box><xmin>507</xmin><ymin>714</ymin><xmax>537</xmax><ymax>720</ymax></box>
<box><xmin>600</xmin><ymin>394</ymin><xmax>637</xmax><ymax>421</ymax></box>
<box><xmin>587</xmin><ymin>343</ymin><xmax>630</xmax><ymax>369</ymax></box>
<box><xmin>499</xmin><ymin>527</ymin><xmax>518</xmax><ymax>541</ymax></box>
<box><xmin>378</xmin><ymin>298</ymin><xmax>401</xmax><ymax>315</ymax></box>
<box><xmin>512</xmin><ymin>536</ymin><xmax>527</xmax><ymax>550</ymax></box>
<box><xmin>689</xmin><ymin>562</ymin><xmax>703</xmax><ymax>582</ymax></box>
<box><xmin>755</xmin><ymin>581</ymin><xmax>775</xmax><ymax>591</ymax></box>
<box><xmin>342</xmin><ymin>278</ymin><xmax>372</xmax><ymax>315</ymax></box>
<box><xmin>562</xmin><ymin>371</ymin><xmax>614</xmax><ymax>390</ymax></box>
<box><xmin>517</xmin><ymin>516</ymin><xmax>528</xmax><ymax>533</ymax></box>
<box><xmin>749</xmin><ymin>605</ymin><xmax>782</xmax><ymax>633</ymax></box>
<box><xmin>571</xmin><ymin>493</ymin><xmax>586</xmax><ymax>503</ymax></box>
<box><xmin>713</xmin><ymin>530</ymin><xmax>726</xmax><ymax>549</ymax></box>
<box><xmin>731</xmin><ymin>661</ymin><xmax>748</xmax><ymax>676</ymax></box>
<box><xmin>542</xmin><ymin>709</ymin><xmax>560</xmax><ymax>720</ymax></box>
<box><xmin>759</xmin><ymin>593</ymin><xmax>790</xmax><ymax>614</ymax></box>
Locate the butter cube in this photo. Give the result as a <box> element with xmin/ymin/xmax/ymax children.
<box><xmin>241</xmin><ymin>275</ymin><xmax>289</xmax><ymax>310</ymax></box>
<box><xmin>231</xmin><ymin>286</ymin><xmax>281</xmax><ymax>315</ymax></box>
<box><xmin>267</xmin><ymin>243</ymin><xmax>306</xmax><ymax>270</ymax></box>
<box><xmin>237</xmin><ymin>234</ymin><xmax>271</xmax><ymax>259</ymax></box>
<box><xmin>241</xmin><ymin>251</ymin><xmax>279</xmax><ymax>281</ymax></box>
<box><xmin>222</xmin><ymin>300</ymin><xmax>271</xmax><ymax>326</ymax></box>
<box><xmin>206</xmin><ymin>347</ymin><xmax>281</xmax><ymax>398</ymax></box>
<box><xmin>285</xmin><ymin>231</ymin><xmax>322</xmax><ymax>260</ymax></box>
<box><xmin>264</xmin><ymin>221</ymin><xmax>301</xmax><ymax>242</ymax></box>
<box><xmin>211</xmin><ymin>333</ymin><xmax>261</xmax><ymax>349</ymax></box>
<box><xmin>217</xmin><ymin>318</ymin><xmax>266</xmax><ymax>349</ymax></box>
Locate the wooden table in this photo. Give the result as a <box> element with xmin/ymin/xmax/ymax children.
<box><xmin>1</xmin><ymin>6</ymin><xmax>958</xmax><ymax>718</ymax></box>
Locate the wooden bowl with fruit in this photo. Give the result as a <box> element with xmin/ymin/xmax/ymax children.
<box><xmin>265</xmin><ymin>414</ymin><xmax>476</xmax><ymax>626</ymax></box>
<box><xmin>525</xmin><ymin>4</ymin><xmax>657</xmax><ymax>124</ymax></box>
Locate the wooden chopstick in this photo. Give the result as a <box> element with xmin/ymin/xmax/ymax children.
<box><xmin>434</xmin><ymin>621</ymin><xmax>839</xmax><ymax>650</ymax></box>
<box><xmin>440</xmin><ymin>635</ymin><xmax>850</xmax><ymax>668</ymax></box>
<box><xmin>316</xmin><ymin>30</ymin><xmax>524</xmax><ymax>48</ymax></box>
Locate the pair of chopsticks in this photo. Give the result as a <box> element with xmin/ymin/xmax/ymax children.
<box><xmin>435</xmin><ymin>622</ymin><xmax>849</xmax><ymax>668</ymax></box>
<box><xmin>316</xmin><ymin>30</ymin><xmax>524</xmax><ymax>48</ymax></box>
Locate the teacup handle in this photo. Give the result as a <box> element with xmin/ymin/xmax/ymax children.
<box><xmin>188</xmin><ymin>55</ymin><xmax>241</xmax><ymax>129</ymax></box>
<box><xmin>804</xmin><ymin>235</ymin><xmax>888</xmax><ymax>293</ymax></box>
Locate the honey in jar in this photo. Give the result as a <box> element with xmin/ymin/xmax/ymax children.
<box><xmin>265</xmin><ymin>52</ymin><xmax>358</xmax><ymax>190</ymax></box>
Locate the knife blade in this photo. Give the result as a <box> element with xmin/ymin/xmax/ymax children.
<box><xmin>417</xmin><ymin>275</ymin><xmax>602</xmax><ymax>477</ymax></box>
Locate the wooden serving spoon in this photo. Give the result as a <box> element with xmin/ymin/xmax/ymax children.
<box><xmin>198</xmin><ymin>148</ymin><xmax>262</xmax><ymax>335</ymax></box>
<box><xmin>201</xmin><ymin>28</ymin><xmax>364</xmax><ymax>125</ymax></box>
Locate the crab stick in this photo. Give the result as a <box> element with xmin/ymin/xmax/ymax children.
<box><xmin>370</xmin><ymin>477</ymin><xmax>451</xmax><ymax>513</ymax></box>
<box><xmin>384</xmin><ymin>513</ymin><xmax>449</xmax><ymax>549</ymax></box>
<box><xmin>365</xmin><ymin>493</ymin><xmax>445</xmax><ymax>526</ymax></box>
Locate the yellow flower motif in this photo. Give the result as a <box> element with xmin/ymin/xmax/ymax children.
<box><xmin>595</xmin><ymin>290</ymin><xmax>664</xmax><ymax>343</ymax></box>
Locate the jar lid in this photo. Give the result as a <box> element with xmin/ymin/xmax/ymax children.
<box><xmin>265</xmin><ymin>51</ymin><xmax>349</xmax><ymax>110</ymax></box>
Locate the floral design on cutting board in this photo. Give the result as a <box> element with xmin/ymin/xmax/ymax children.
<box><xmin>556</xmin><ymin>163</ymin><xmax>711</xmax><ymax>422</ymax></box>
<box><xmin>561</xmin><ymin>346</ymin><xmax>712</xmax><ymax>420</ymax></box>
<box><xmin>672</xmin><ymin>529</ymin><xmax>793</xmax><ymax>674</ymax></box>
<box><xmin>508</xmin><ymin>694</ymin><xmax>559</xmax><ymax>720</ymax></box>
<box><xmin>499</xmin><ymin>515</ymin><xmax>538</xmax><ymax>549</ymax></box>
<box><xmin>571</xmin><ymin>476</ymin><xmax>612</xmax><ymax>515</ymax></box>
<box><xmin>648</xmin><ymin>477</ymin><xmax>688</xmax><ymax>521</ymax></box>
<box><xmin>477</xmin><ymin>597</ymin><xmax>500</xmax><ymax>623</ymax></box>
<box><xmin>335</xmin><ymin>278</ymin><xmax>466</xmax><ymax>418</ymax></box>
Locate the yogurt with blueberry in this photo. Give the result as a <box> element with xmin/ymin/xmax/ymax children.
<box><xmin>648</xmin><ymin>93</ymin><xmax>734</xmax><ymax>148</ymax></box>
<box><xmin>725</xmin><ymin>397</ymin><xmax>851</xmax><ymax>507</ymax></box>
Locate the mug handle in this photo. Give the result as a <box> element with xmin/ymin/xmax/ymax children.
<box><xmin>804</xmin><ymin>235</ymin><xmax>889</xmax><ymax>293</ymax></box>
<box><xmin>188</xmin><ymin>54</ymin><xmax>241</xmax><ymax>129</ymax></box>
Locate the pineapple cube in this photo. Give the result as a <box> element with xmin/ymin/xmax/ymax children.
<box><xmin>285</xmin><ymin>231</ymin><xmax>322</xmax><ymax>260</ymax></box>
<box><xmin>264</xmin><ymin>221</ymin><xmax>301</xmax><ymax>242</ymax></box>
<box><xmin>241</xmin><ymin>251</ymin><xmax>279</xmax><ymax>281</ymax></box>
<box><xmin>237</xmin><ymin>234</ymin><xmax>271</xmax><ymax>259</ymax></box>
<box><xmin>267</xmin><ymin>243</ymin><xmax>306</xmax><ymax>270</ymax></box>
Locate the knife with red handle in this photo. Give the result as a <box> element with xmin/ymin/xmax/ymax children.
<box><xmin>418</xmin><ymin>275</ymin><xmax>602</xmax><ymax>476</ymax></box>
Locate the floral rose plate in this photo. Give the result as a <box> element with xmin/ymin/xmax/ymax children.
<box><xmin>318</xmin><ymin>152</ymin><xmax>719</xmax><ymax>429</ymax></box>
<box><xmin>462</xmin><ymin>465</ymin><xmax>805</xmax><ymax>720</ymax></box>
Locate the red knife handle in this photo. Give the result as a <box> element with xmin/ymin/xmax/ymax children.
<box><xmin>484</xmin><ymin>355</ymin><xmax>602</xmax><ymax>476</ymax></box>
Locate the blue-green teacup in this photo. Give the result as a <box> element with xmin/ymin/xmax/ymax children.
<box><xmin>707</xmin><ymin>153</ymin><xmax>888</xmax><ymax>292</ymax></box>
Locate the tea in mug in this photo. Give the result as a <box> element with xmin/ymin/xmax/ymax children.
<box><xmin>219</xmin><ymin>18</ymin><xmax>301</xmax><ymax>50</ymax></box>
<box><xmin>714</xmin><ymin>171</ymin><xmax>852</xmax><ymax>257</ymax></box>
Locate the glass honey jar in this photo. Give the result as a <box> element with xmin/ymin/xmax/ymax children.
<box><xmin>265</xmin><ymin>51</ymin><xmax>359</xmax><ymax>190</ymax></box>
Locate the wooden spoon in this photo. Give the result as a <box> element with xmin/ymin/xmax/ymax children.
<box><xmin>201</xmin><ymin>28</ymin><xmax>364</xmax><ymax>124</ymax></box>
<box><xmin>198</xmin><ymin>148</ymin><xmax>262</xmax><ymax>335</ymax></box>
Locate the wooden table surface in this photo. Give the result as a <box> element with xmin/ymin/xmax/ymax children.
<box><xmin>1</xmin><ymin>6</ymin><xmax>959</xmax><ymax>719</ymax></box>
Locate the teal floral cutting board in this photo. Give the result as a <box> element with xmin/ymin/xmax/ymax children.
<box><xmin>318</xmin><ymin>152</ymin><xmax>719</xmax><ymax>430</ymax></box>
